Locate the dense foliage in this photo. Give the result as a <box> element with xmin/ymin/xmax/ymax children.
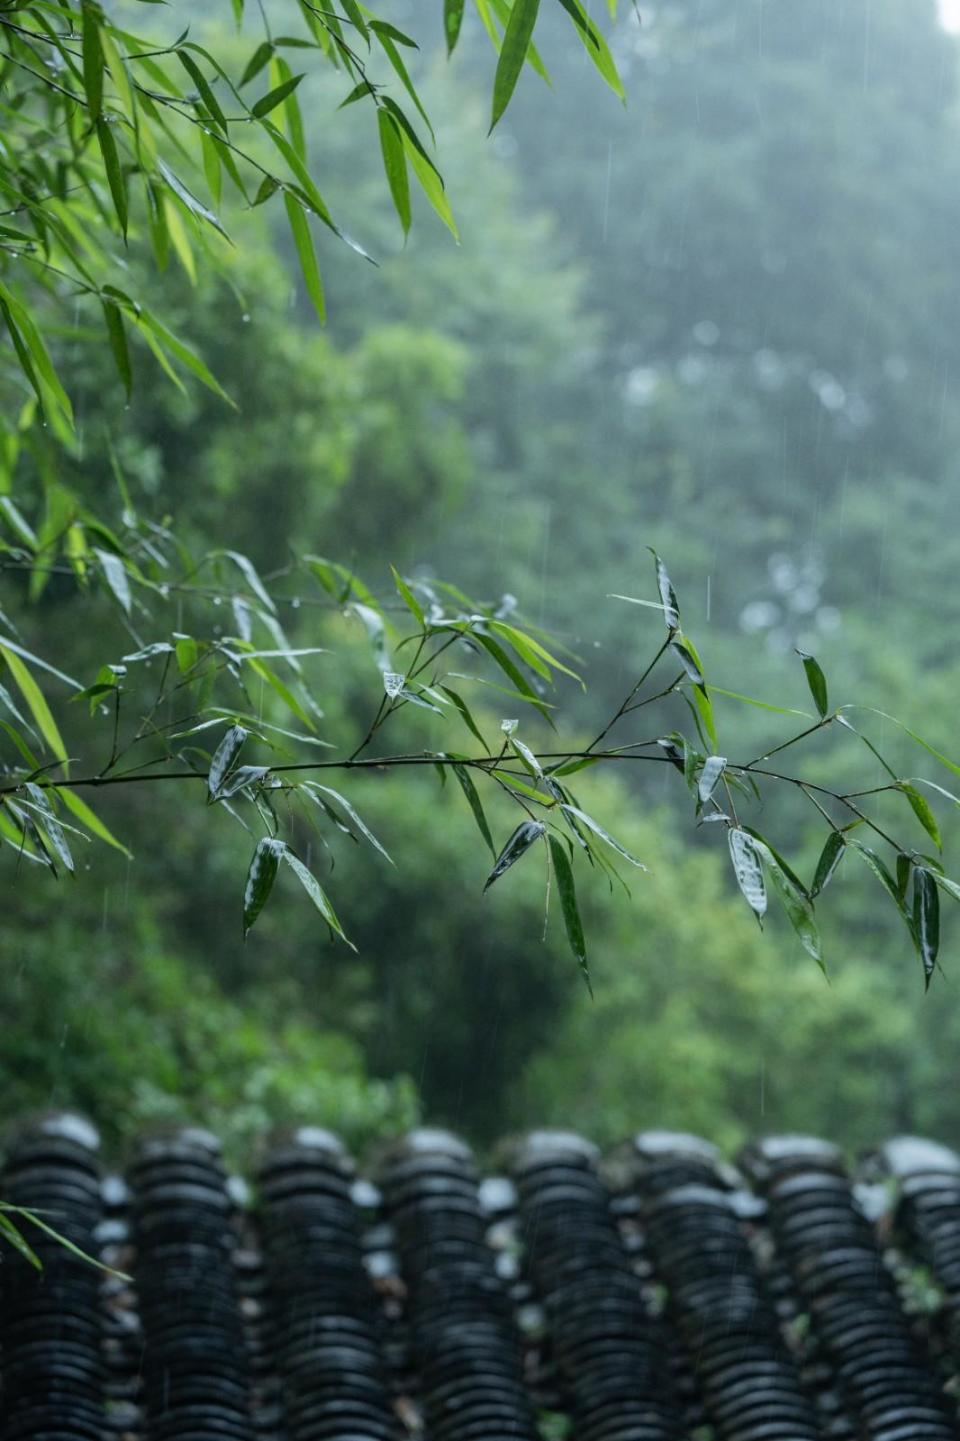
<box><xmin>1</xmin><ymin>0</ymin><xmax>960</xmax><ymax>1161</ymax></box>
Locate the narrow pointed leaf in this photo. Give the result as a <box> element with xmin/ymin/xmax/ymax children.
<box><xmin>452</xmin><ymin>763</ymin><xmax>496</xmax><ymax>858</ymax></box>
<box><xmin>752</xmin><ymin>835</ymin><xmax>823</xmax><ymax>968</ymax></box>
<box><xmin>898</xmin><ymin>782</ymin><xmax>943</xmax><ymax>852</ymax></box>
<box><xmin>484</xmin><ymin>819</ymin><xmax>545</xmax><ymax>890</ymax></box>
<box><xmin>811</xmin><ymin>831</ymin><xmax>845</xmax><ymax>898</ymax></box>
<box><xmin>490</xmin><ymin>0</ymin><xmax>541</xmax><ymax>130</ymax></box>
<box><xmin>305</xmin><ymin>784</ymin><xmax>393</xmax><ymax>863</ymax></box>
<box><xmin>377</xmin><ymin>111</ymin><xmax>411</xmax><ymax>235</ymax></box>
<box><xmin>796</xmin><ymin>649</ymin><xmax>829</xmax><ymax>718</ymax></box>
<box><xmin>0</xmin><ymin>645</ymin><xmax>67</xmax><ymax>765</ymax></box>
<box><xmin>913</xmin><ymin>867</ymin><xmax>940</xmax><ymax>987</ymax></box>
<box><xmin>284</xmin><ymin>194</ymin><xmax>325</xmax><ymax>322</ymax></box>
<box><xmin>280</xmin><ymin>847</ymin><xmax>354</xmax><ymax>947</ymax></box>
<box><xmin>650</xmin><ymin>549</ymin><xmax>680</xmax><ymax>629</ymax></box>
<box><xmin>549</xmin><ymin>833</ymin><xmax>590</xmax><ymax>994</ymax></box>
<box><xmin>559</xmin><ymin>803</ymin><xmax>647</xmax><ymax>868</ymax></box>
<box><xmin>444</xmin><ymin>0</ymin><xmax>466</xmax><ymax>52</ymax></box>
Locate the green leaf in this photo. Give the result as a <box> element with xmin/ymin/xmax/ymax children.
<box><xmin>752</xmin><ymin>835</ymin><xmax>823</xmax><ymax>969</ymax></box>
<box><xmin>280</xmin><ymin>846</ymin><xmax>354</xmax><ymax>947</ymax></box>
<box><xmin>708</xmin><ymin>686</ymin><xmax>813</xmax><ymax>719</ymax></box>
<box><xmin>796</xmin><ymin>649</ymin><xmax>829</xmax><ymax>718</ymax></box>
<box><xmin>671</xmin><ymin>636</ymin><xmax>704</xmax><ymax>688</ymax></box>
<box><xmin>0</xmin><ymin>644</ymin><xmax>67</xmax><ymax>766</ymax></box>
<box><xmin>848</xmin><ymin>837</ymin><xmax>917</xmax><ymax>940</ymax></box>
<box><xmin>135</xmin><ymin>307</ymin><xmax>234</xmax><ymax>406</ymax></box>
<box><xmin>452</xmin><ymin>763</ymin><xmax>496</xmax><ymax>858</ymax></box>
<box><xmin>898</xmin><ymin>781</ymin><xmax>943</xmax><ymax>852</ymax></box>
<box><xmin>810</xmin><ymin>830</ymin><xmax>845</xmax><ymax>898</ymax></box>
<box><xmin>913</xmin><ymin>867</ymin><xmax>940</xmax><ymax>988</ymax></box>
<box><xmin>491</xmin><ymin>0</ymin><xmax>541</xmax><ymax>130</ymax></box>
<box><xmin>697</xmin><ymin>754</ymin><xmax>726</xmax><ymax>805</ymax></box>
<box><xmin>484</xmin><ymin>819</ymin><xmax>545</xmax><ymax>890</ymax></box>
<box><xmin>208</xmin><ymin>723</ymin><xmax>247</xmax><ymax>799</ymax></box>
<box><xmin>219</xmin><ymin>550</ymin><xmax>276</xmax><ymax>613</ymax></box>
<box><xmin>371</xmin><ymin>27</ymin><xmax>434</xmax><ymax>140</ymax></box>
<box><xmin>0</xmin><ymin>1204</ymin><xmax>129</xmax><ymax>1279</ymax></box>
<box><xmin>444</xmin><ymin>0</ymin><xmax>466</xmax><ymax>53</ymax></box>
<box><xmin>93</xmin><ymin>548</ymin><xmax>131</xmax><ymax>615</ymax></box>
<box><xmin>56</xmin><ymin>788</ymin><xmax>130</xmax><ymax>855</ymax></box>
<box><xmin>157</xmin><ymin>159</ymin><xmax>229</xmax><ymax>240</ymax></box>
<box><xmin>81</xmin><ymin>3</ymin><xmax>104</xmax><ymax>123</ymax></box>
<box><xmin>0</xmin><ymin>1211</ymin><xmax>41</xmax><ymax>1269</ymax></box>
<box><xmin>101</xmin><ymin>300</ymin><xmax>132</xmax><ymax>398</ymax></box>
<box><xmin>559</xmin><ymin>803</ymin><xmax>647</xmax><ymax>868</ymax></box>
<box><xmin>509</xmin><ymin>735</ymin><xmax>543</xmax><ymax>778</ymax></box>
<box><xmin>549</xmin><ymin>833</ymin><xmax>590</xmax><ymax>994</ymax></box>
<box><xmin>473</xmin><ymin>633</ymin><xmax>553</xmax><ymax>726</ymax></box>
<box><xmin>284</xmin><ymin>194</ymin><xmax>325</xmax><ymax>322</ymax></box>
<box><xmin>242</xmin><ymin>835</ymin><xmax>283</xmax><ymax>935</ymax></box>
<box><xmin>253</xmin><ymin>72</ymin><xmax>305</xmax><ymax>118</ymax></box>
<box><xmin>439</xmin><ymin>686</ymin><xmax>487</xmax><ymax>747</ymax></box>
<box><xmin>303</xmin><ymin>783</ymin><xmax>393</xmax><ymax>863</ymax></box>
<box><xmin>728</xmin><ymin>827</ymin><xmax>766</xmax><ymax>921</ymax></box>
<box><xmin>554</xmin><ymin>0</ymin><xmax>624</xmax><ymax>99</ymax></box>
<box><xmin>178</xmin><ymin>50</ymin><xmax>228</xmax><ymax>131</ymax></box>
<box><xmin>24</xmin><ymin>783</ymin><xmax>74</xmax><ymax>875</ymax></box>
<box><xmin>377</xmin><ymin>110</ymin><xmax>412</xmax><ymax>236</ymax></box>
<box><xmin>650</xmin><ymin>548</ymin><xmax>680</xmax><ymax>629</ymax></box>
<box><xmin>391</xmin><ymin>566</ymin><xmax>424</xmax><ymax>625</ymax></box>
<box><xmin>96</xmin><ymin>118</ymin><xmax>127</xmax><ymax>238</ymax></box>
<box><xmin>240</xmin><ymin>40</ymin><xmax>274</xmax><ymax>86</ymax></box>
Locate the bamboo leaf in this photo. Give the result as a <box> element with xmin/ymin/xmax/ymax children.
<box><xmin>491</xmin><ymin>0</ymin><xmax>541</xmax><ymax>130</ymax></box>
<box><xmin>452</xmin><ymin>763</ymin><xmax>496</xmax><ymax>858</ymax></box>
<box><xmin>797</xmin><ymin>648</ymin><xmax>829</xmax><ymax>718</ymax></box>
<box><xmin>377</xmin><ymin>110</ymin><xmax>411</xmax><ymax>236</ymax></box>
<box><xmin>280</xmin><ymin>846</ymin><xmax>355</xmax><ymax>947</ymax></box>
<box><xmin>810</xmin><ymin>830</ymin><xmax>845</xmax><ymax>898</ymax></box>
<box><xmin>728</xmin><ymin>827</ymin><xmax>766</xmax><ymax>921</ymax></box>
<box><xmin>208</xmin><ymin>723</ymin><xmax>247</xmax><ymax>799</ymax></box>
<box><xmin>898</xmin><ymin>781</ymin><xmax>943</xmax><ymax>852</ymax></box>
<box><xmin>484</xmin><ymin>819</ymin><xmax>545</xmax><ymax>890</ymax></box>
<box><xmin>284</xmin><ymin>194</ymin><xmax>325</xmax><ymax>322</ymax></box>
<box><xmin>559</xmin><ymin>803</ymin><xmax>647</xmax><ymax>868</ymax></box>
<box><xmin>914</xmin><ymin>867</ymin><xmax>940</xmax><ymax>988</ymax></box>
<box><xmin>242</xmin><ymin>835</ymin><xmax>283</xmax><ymax>935</ymax></box>
<box><xmin>0</xmin><ymin>645</ymin><xmax>67</xmax><ymax>765</ymax></box>
<box><xmin>549</xmin><ymin>833</ymin><xmax>590</xmax><ymax>994</ymax></box>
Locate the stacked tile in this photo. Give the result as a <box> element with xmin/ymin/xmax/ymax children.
<box><xmin>623</xmin><ymin>1132</ymin><xmax>820</xmax><ymax>1441</ymax></box>
<box><xmin>129</xmin><ymin>1126</ymin><xmax>256</xmax><ymax>1441</ymax></box>
<box><xmin>511</xmin><ymin>1129</ymin><xmax>684</xmax><ymax>1441</ymax></box>
<box><xmin>866</xmin><ymin>1137</ymin><xmax>960</xmax><ymax>1361</ymax></box>
<box><xmin>258</xmin><ymin>1125</ymin><xmax>400</xmax><ymax>1441</ymax></box>
<box><xmin>743</xmin><ymin>1134</ymin><xmax>959</xmax><ymax>1441</ymax></box>
<box><xmin>378</xmin><ymin>1127</ymin><xmax>539</xmax><ymax>1441</ymax></box>
<box><xmin>0</xmin><ymin>1113</ymin><xmax>107</xmax><ymax>1441</ymax></box>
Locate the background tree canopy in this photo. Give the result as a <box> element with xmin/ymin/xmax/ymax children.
<box><xmin>2</xmin><ymin>0</ymin><xmax>960</xmax><ymax>1159</ymax></box>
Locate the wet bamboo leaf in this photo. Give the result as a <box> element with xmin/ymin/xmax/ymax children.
<box><xmin>304</xmin><ymin>784</ymin><xmax>393</xmax><ymax>863</ymax></box>
<box><xmin>796</xmin><ymin>649</ymin><xmax>829</xmax><ymax>718</ymax></box>
<box><xmin>810</xmin><ymin>830</ymin><xmax>845</xmax><ymax>898</ymax></box>
<box><xmin>848</xmin><ymin>838</ymin><xmax>917</xmax><ymax>947</ymax></box>
<box><xmin>208</xmin><ymin>724</ymin><xmax>247</xmax><ymax>799</ymax></box>
<box><xmin>484</xmin><ymin>819</ymin><xmax>545</xmax><ymax>890</ymax></box>
<box><xmin>242</xmin><ymin>835</ymin><xmax>283</xmax><ymax>935</ymax></box>
<box><xmin>93</xmin><ymin>548</ymin><xmax>131</xmax><ymax>615</ymax></box>
<box><xmin>913</xmin><ymin>867</ymin><xmax>940</xmax><ymax>988</ymax></box>
<box><xmin>56</xmin><ymin>788</ymin><xmax>130</xmax><ymax>855</ymax></box>
<box><xmin>240</xmin><ymin>40</ymin><xmax>274</xmax><ymax>86</ymax></box>
<box><xmin>549</xmin><ymin>833</ymin><xmax>590</xmax><ymax>994</ymax></box>
<box><xmin>377</xmin><ymin>111</ymin><xmax>411</xmax><ymax>235</ymax></box>
<box><xmin>554</xmin><ymin>0</ymin><xmax>624</xmax><ymax>98</ymax></box>
<box><xmin>509</xmin><ymin>735</ymin><xmax>542</xmax><ymax>777</ymax></box>
<box><xmin>280</xmin><ymin>847</ymin><xmax>355</xmax><ymax>948</ymax></box>
<box><xmin>490</xmin><ymin>0</ymin><xmax>541</xmax><ymax>130</ymax></box>
<box><xmin>728</xmin><ymin>827</ymin><xmax>766</xmax><ymax>921</ymax></box>
<box><xmin>0</xmin><ymin>1203</ymin><xmax>129</xmax><ymax>1279</ymax></box>
<box><xmin>452</xmin><ymin>763</ymin><xmax>496</xmax><ymax>858</ymax></box>
<box><xmin>216</xmin><ymin>764</ymin><xmax>271</xmax><ymax>799</ymax></box>
<box><xmin>897</xmin><ymin>853</ymin><xmax>912</xmax><ymax>901</ymax></box>
<box><xmin>25</xmin><ymin>783</ymin><xmax>73</xmax><ymax>874</ymax></box>
<box><xmin>649</xmin><ymin>548</ymin><xmax>680</xmax><ymax>629</ymax></box>
<box><xmin>559</xmin><ymin>804</ymin><xmax>647</xmax><ymax>868</ymax></box>
<box><xmin>752</xmin><ymin>835</ymin><xmax>823</xmax><ymax>969</ymax></box>
<box><xmin>671</xmin><ymin>637</ymin><xmax>704</xmax><ymax>688</ymax></box>
<box><xmin>697</xmin><ymin>754</ymin><xmax>726</xmax><ymax>804</ymax></box>
<box><xmin>898</xmin><ymin>782</ymin><xmax>943</xmax><ymax>852</ymax></box>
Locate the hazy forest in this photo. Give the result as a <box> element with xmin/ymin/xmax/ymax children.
<box><xmin>3</xmin><ymin>0</ymin><xmax>960</xmax><ymax>1163</ymax></box>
